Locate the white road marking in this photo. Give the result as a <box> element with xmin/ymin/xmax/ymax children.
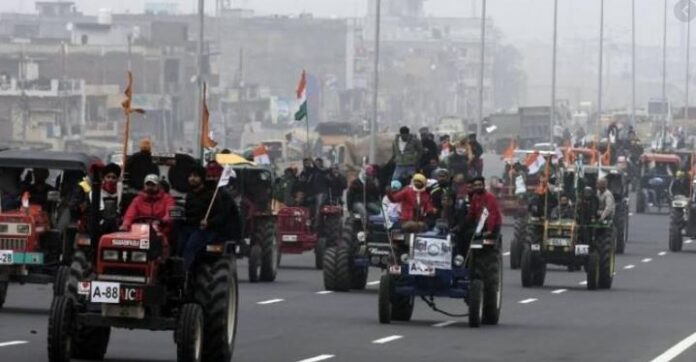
<box><xmin>629</xmin><ymin>212</ymin><xmax>634</xmax><ymax>216</ymax></box>
<box><xmin>503</xmin><ymin>251</ymin><xmax>511</xmax><ymax>256</ymax></box>
<box><xmin>659</xmin><ymin>251</ymin><xmax>668</xmax><ymax>256</ymax></box>
<box><xmin>432</xmin><ymin>320</ymin><xmax>457</xmax><ymax>328</ymax></box>
<box><xmin>579</xmin><ymin>280</ymin><xmax>587</xmax><ymax>285</ymax></box>
<box><xmin>642</xmin><ymin>258</ymin><xmax>653</xmax><ymax>263</ymax></box>
<box><xmin>296</xmin><ymin>354</ymin><xmax>336</xmax><ymax>362</ymax></box>
<box><xmin>256</xmin><ymin>298</ymin><xmax>284</xmax><ymax>305</ymax></box>
<box><xmin>624</xmin><ymin>264</ymin><xmax>635</xmax><ymax>270</ymax></box>
<box><xmin>649</xmin><ymin>331</ymin><xmax>696</xmax><ymax>362</ymax></box>
<box><xmin>372</xmin><ymin>335</ymin><xmax>403</xmax><ymax>344</ymax></box>
<box><xmin>518</xmin><ymin>298</ymin><xmax>538</xmax><ymax>304</ymax></box>
<box><xmin>0</xmin><ymin>341</ymin><xmax>28</xmax><ymax>348</ymax></box>
<box><xmin>367</xmin><ymin>280</ymin><xmax>380</xmax><ymax>286</ymax></box>
<box><xmin>686</xmin><ymin>239</ymin><xmax>693</xmax><ymax>244</ymax></box>
<box><xmin>551</xmin><ymin>289</ymin><xmax>567</xmax><ymax>294</ymax></box>
<box><xmin>315</xmin><ymin>291</ymin><xmax>333</xmax><ymax>295</ymax></box>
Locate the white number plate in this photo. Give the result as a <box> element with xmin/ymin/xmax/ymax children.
<box><xmin>90</xmin><ymin>281</ymin><xmax>120</xmax><ymax>304</ymax></box>
<box><xmin>548</xmin><ymin>238</ymin><xmax>571</xmax><ymax>247</ymax></box>
<box><xmin>408</xmin><ymin>260</ymin><xmax>436</xmax><ymax>276</ymax></box>
<box><xmin>0</xmin><ymin>250</ymin><xmax>13</xmax><ymax>265</ymax></box>
<box><xmin>575</xmin><ymin>245</ymin><xmax>589</xmax><ymax>255</ymax></box>
<box><xmin>388</xmin><ymin>265</ymin><xmax>401</xmax><ymax>275</ymax></box>
<box><xmin>531</xmin><ymin>244</ymin><xmax>541</xmax><ymax>251</ymax></box>
<box><xmin>282</xmin><ymin>234</ymin><xmax>298</xmax><ymax>242</ymax></box>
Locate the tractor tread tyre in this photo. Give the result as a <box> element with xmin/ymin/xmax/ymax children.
<box><xmin>510</xmin><ymin>218</ymin><xmax>527</xmax><ymax>269</ymax></box>
<box><xmin>474</xmin><ymin>249</ymin><xmax>502</xmax><ymax>325</ymax></box>
<box><xmin>598</xmin><ymin>231</ymin><xmax>615</xmax><ymax>289</ymax></box>
<box><xmin>520</xmin><ymin>247</ymin><xmax>534</xmax><ymax>287</ymax></box>
<box><xmin>615</xmin><ymin>204</ymin><xmax>627</xmax><ymax>254</ymax></box>
<box><xmin>257</xmin><ymin>219</ymin><xmax>278</xmax><ymax>282</ymax></box>
<box><xmin>378</xmin><ymin>274</ymin><xmax>392</xmax><ymax>324</ymax></box>
<box><xmin>586</xmin><ymin>251</ymin><xmax>600</xmax><ymax>290</ymax></box>
<box><xmin>0</xmin><ymin>280</ymin><xmax>8</xmax><ymax>308</ymax></box>
<box><xmin>322</xmin><ymin>246</ymin><xmax>352</xmax><ymax>292</ymax></box>
<box><xmin>176</xmin><ymin>303</ymin><xmax>204</xmax><ymax>362</ymax></box>
<box><xmin>59</xmin><ymin>251</ymin><xmax>88</xmax><ymax>299</ymax></box>
<box><xmin>47</xmin><ymin>296</ymin><xmax>73</xmax><ymax>362</ymax></box>
<box><xmin>315</xmin><ymin>238</ymin><xmax>327</xmax><ymax>270</ymax></box>
<box><xmin>390</xmin><ymin>275</ymin><xmax>414</xmax><ymax>322</ymax></box>
<box><xmin>248</xmin><ymin>245</ymin><xmax>261</xmax><ymax>283</ymax></box>
<box><xmin>194</xmin><ymin>258</ymin><xmax>238</xmax><ymax>362</ymax></box>
<box><xmin>669</xmin><ymin>208</ymin><xmax>684</xmax><ymax>252</ymax></box>
<box><xmin>468</xmin><ymin>279</ymin><xmax>484</xmax><ymax>328</ymax></box>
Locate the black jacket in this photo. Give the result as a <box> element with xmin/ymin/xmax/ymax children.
<box><xmin>346</xmin><ymin>178</ymin><xmax>380</xmax><ymax>209</ymax></box>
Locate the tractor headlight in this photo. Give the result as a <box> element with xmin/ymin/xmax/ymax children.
<box><xmin>357</xmin><ymin>231</ymin><xmax>366</xmax><ymax>242</ymax></box>
<box><xmin>400</xmin><ymin>253</ymin><xmax>409</xmax><ymax>263</ymax></box>
<box><xmin>102</xmin><ymin>249</ymin><xmax>119</xmax><ymax>261</ymax></box>
<box><xmin>454</xmin><ymin>254</ymin><xmax>465</xmax><ymax>266</ymax></box>
<box><xmin>16</xmin><ymin>224</ymin><xmax>30</xmax><ymax>234</ymax></box>
<box><xmin>130</xmin><ymin>251</ymin><xmax>148</xmax><ymax>263</ymax></box>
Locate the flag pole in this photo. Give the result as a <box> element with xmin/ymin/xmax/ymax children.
<box><xmin>200</xmin><ymin>83</ymin><xmax>207</xmax><ymax>161</ymax></box>
<box><xmin>306</xmin><ymin>107</ymin><xmax>310</xmax><ymax>157</ymax></box>
<box><xmin>121</xmin><ymin>111</ymin><xmax>131</xmax><ymax>177</ymax></box>
<box><xmin>203</xmin><ymin>185</ymin><xmax>220</xmax><ymax>223</ymax></box>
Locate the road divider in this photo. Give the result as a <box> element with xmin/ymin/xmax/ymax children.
<box><xmin>296</xmin><ymin>354</ymin><xmax>336</xmax><ymax>362</ymax></box>
<box><xmin>0</xmin><ymin>341</ymin><xmax>28</xmax><ymax>348</ymax></box>
<box><xmin>257</xmin><ymin>298</ymin><xmax>284</xmax><ymax>305</ymax></box>
<box><xmin>650</xmin><ymin>331</ymin><xmax>696</xmax><ymax>362</ymax></box>
<box><xmin>372</xmin><ymin>335</ymin><xmax>403</xmax><ymax>344</ymax></box>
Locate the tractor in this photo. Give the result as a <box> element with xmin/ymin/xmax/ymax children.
<box><xmin>0</xmin><ymin>150</ymin><xmax>102</xmax><ymax>308</ymax></box>
<box><xmin>668</xmin><ymin>153</ymin><xmax>696</xmax><ymax>252</ymax></box>
<box><xmin>635</xmin><ymin>153</ymin><xmax>681</xmax><ymax>213</ymax></box>
<box><xmin>583</xmin><ymin>166</ymin><xmax>630</xmax><ymax>254</ymax></box>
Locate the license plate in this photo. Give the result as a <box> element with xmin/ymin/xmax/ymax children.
<box><xmin>90</xmin><ymin>281</ymin><xmax>120</xmax><ymax>304</ymax></box>
<box><xmin>408</xmin><ymin>260</ymin><xmax>436</xmax><ymax>276</ymax></box>
<box><xmin>548</xmin><ymin>238</ymin><xmax>570</xmax><ymax>247</ymax></box>
<box><xmin>282</xmin><ymin>234</ymin><xmax>298</xmax><ymax>242</ymax></box>
<box><xmin>531</xmin><ymin>244</ymin><xmax>541</xmax><ymax>251</ymax></box>
<box><xmin>0</xmin><ymin>250</ymin><xmax>13</xmax><ymax>265</ymax></box>
<box><xmin>575</xmin><ymin>244</ymin><xmax>589</xmax><ymax>255</ymax></box>
<box><xmin>102</xmin><ymin>304</ymin><xmax>145</xmax><ymax>319</ymax></box>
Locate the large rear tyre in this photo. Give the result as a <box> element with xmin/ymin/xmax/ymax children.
<box><xmin>520</xmin><ymin>246</ymin><xmax>534</xmax><ymax>287</ymax></box>
<box><xmin>176</xmin><ymin>303</ymin><xmax>204</xmax><ymax>362</ymax></box>
<box><xmin>669</xmin><ymin>208</ymin><xmax>684</xmax><ymax>252</ymax></box>
<box><xmin>322</xmin><ymin>246</ymin><xmax>352</xmax><ymax>292</ymax></box>
<box><xmin>520</xmin><ymin>246</ymin><xmax>544</xmax><ymax>287</ymax></box>
<box><xmin>468</xmin><ymin>279</ymin><xmax>484</xmax><ymax>328</ymax></box>
<box><xmin>510</xmin><ymin>217</ymin><xmax>527</xmax><ymax>269</ymax></box>
<box><xmin>390</xmin><ymin>275</ymin><xmax>414</xmax><ymax>322</ymax></box>
<box><xmin>248</xmin><ymin>245</ymin><xmax>261</xmax><ymax>283</ymax></box>
<box><xmin>598</xmin><ymin>231</ymin><xmax>615</xmax><ymax>289</ymax></box>
<box><xmin>475</xmin><ymin>249</ymin><xmax>502</xmax><ymax>325</ymax></box>
<box><xmin>378</xmin><ymin>274</ymin><xmax>392</xmax><ymax>324</ymax></box>
<box><xmin>194</xmin><ymin>258</ymin><xmax>238</xmax><ymax>362</ymax></box>
<box><xmin>586</xmin><ymin>251</ymin><xmax>600</xmax><ymax>291</ymax></box>
<box><xmin>47</xmin><ymin>296</ymin><xmax>73</xmax><ymax>362</ymax></box>
<box><xmin>0</xmin><ymin>280</ymin><xmax>7</xmax><ymax>308</ymax></box>
<box><xmin>257</xmin><ymin>219</ymin><xmax>278</xmax><ymax>282</ymax></box>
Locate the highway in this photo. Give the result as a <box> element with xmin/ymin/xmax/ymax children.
<box><xmin>1</xmin><ymin>156</ymin><xmax>695</xmax><ymax>361</ymax></box>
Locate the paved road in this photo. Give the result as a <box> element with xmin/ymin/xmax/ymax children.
<box><xmin>1</xmin><ymin>205</ymin><xmax>695</xmax><ymax>362</ymax></box>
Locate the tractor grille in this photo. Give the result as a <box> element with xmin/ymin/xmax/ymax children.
<box><xmin>100</xmin><ymin>267</ymin><xmax>147</xmax><ymax>283</ymax></box>
<box><xmin>0</xmin><ymin>238</ymin><xmax>27</xmax><ymax>250</ymax></box>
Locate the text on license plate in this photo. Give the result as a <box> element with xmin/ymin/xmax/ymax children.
<box><xmin>90</xmin><ymin>281</ymin><xmax>121</xmax><ymax>304</ymax></box>
<box><xmin>282</xmin><ymin>235</ymin><xmax>298</xmax><ymax>242</ymax></box>
<box><xmin>0</xmin><ymin>250</ymin><xmax>13</xmax><ymax>265</ymax></box>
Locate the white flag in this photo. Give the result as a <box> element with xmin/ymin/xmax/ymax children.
<box><xmin>475</xmin><ymin>207</ymin><xmax>489</xmax><ymax>235</ymax></box>
<box><xmin>217</xmin><ymin>165</ymin><xmax>237</xmax><ymax>188</ymax></box>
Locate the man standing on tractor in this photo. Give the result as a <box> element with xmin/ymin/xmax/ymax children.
<box><xmin>328</xmin><ymin>164</ymin><xmax>347</xmax><ymax>205</ymax></box>
<box><xmin>387</xmin><ymin>173</ymin><xmax>434</xmax><ymax>232</ymax></box>
<box><xmin>27</xmin><ymin>168</ymin><xmax>55</xmax><ymax>208</ymax></box>
<box><xmin>100</xmin><ymin>163</ymin><xmax>122</xmax><ymax>233</ymax></box>
<box><xmin>550</xmin><ymin>194</ymin><xmax>574</xmax><ymax>219</ymax></box>
<box><xmin>469</xmin><ymin>133</ymin><xmax>484</xmax><ymax>177</ymax></box>
<box><xmin>670</xmin><ymin>170</ymin><xmax>690</xmax><ymax>198</ymax></box>
<box><xmin>347</xmin><ymin>165</ymin><xmax>381</xmax><ymax>221</ymax></box>
<box><xmin>596</xmin><ymin>178</ymin><xmax>615</xmax><ymax>222</ymax></box>
<box><xmin>273</xmin><ymin>167</ymin><xmax>298</xmax><ymax>208</ymax></box>
<box><xmin>445</xmin><ymin>141</ymin><xmax>470</xmax><ymax>178</ymax></box>
<box><xmin>430</xmin><ymin>168</ymin><xmax>454</xmax><ymax>220</ymax></box>
<box><xmin>467</xmin><ymin>176</ymin><xmax>503</xmax><ymax>241</ymax></box>
<box><xmin>419</xmin><ymin>129</ymin><xmax>438</xmax><ymax>171</ymax></box>
<box><xmin>120</xmin><ymin>174</ymin><xmax>175</xmax><ymax>231</ymax></box>
<box><xmin>392</xmin><ymin>126</ymin><xmax>423</xmax><ymax>181</ymax></box>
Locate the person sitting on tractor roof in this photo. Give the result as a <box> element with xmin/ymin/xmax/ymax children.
<box><xmin>466</xmin><ymin>176</ymin><xmax>503</xmax><ymax>240</ymax></box>
<box><xmin>550</xmin><ymin>194</ymin><xmax>574</xmax><ymax>219</ymax></box>
<box><xmin>177</xmin><ymin>166</ymin><xmax>233</xmax><ymax>270</ymax></box>
<box><xmin>391</xmin><ymin>126</ymin><xmax>423</xmax><ymax>181</ymax></box>
<box><xmin>120</xmin><ymin>174</ymin><xmax>175</xmax><ymax>231</ymax></box>
<box><xmin>26</xmin><ymin>168</ymin><xmax>55</xmax><ymax>209</ymax></box>
<box><xmin>387</xmin><ymin>173</ymin><xmax>434</xmax><ymax>233</ymax></box>
<box><xmin>347</xmin><ymin>164</ymin><xmax>381</xmax><ymax>221</ymax></box>
<box><xmin>596</xmin><ymin>178</ymin><xmax>615</xmax><ymax>222</ymax></box>
<box><xmin>669</xmin><ymin>170</ymin><xmax>690</xmax><ymax>198</ymax></box>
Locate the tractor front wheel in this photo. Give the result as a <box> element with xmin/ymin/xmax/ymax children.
<box><xmin>669</xmin><ymin>208</ymin><xmax>685</xmax><ymax>252</ymax></box>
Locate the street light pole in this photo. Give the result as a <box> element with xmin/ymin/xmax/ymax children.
<box><xmin>686</xmin><ymin>0</ymin><xmax>692</xmax><ymax>122</ymax></box>
<box><xmin>550</xmin><ymin>0</ymin><xmax>558</xmax><ymax>146</ymax></box>
<box><xmin>477</xmin><ymin>0</ymin><xmax>487</xmax><ymax>138</ymax></box>
<box><xmin>662</xmin><ymin>0</ymin><xmax>668</xmax><ymax>137</ymax></box>
<box><xmin>631</xmin><ymin>0</ymin><xmax>636</xmax><ymax>126</ymax></box>
<box><xmin>597</xmin><ymin>0</ymin><xmax>605</xmax><ymax>137</ymax></box>
<box><xmin>197</xmin><ymin>0</ymin><xmax>205</xmax><ymax>161</ymax></box>
<box><xmin>369</xmin><ymin>0</ymin><xmax>381</xmax><ymax>164</ymax></box>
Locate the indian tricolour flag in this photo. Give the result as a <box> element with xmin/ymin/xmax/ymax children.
<box><xmin>294</xmin><ymin>70</ymin><xmax>307</xmax><ymax>121</ymax></box>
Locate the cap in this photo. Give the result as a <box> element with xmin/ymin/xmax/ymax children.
<box><xmin>412</xmin><ymin>173</ymin><xmax>426</xmax><ymax>184</ymax></box>
<box><xmin>144</xmin><ymin>174</ymin><xmax>159</xmax><ymax>185</ymax></box>
<box><xmin>390</xmin><ymin>180</ymin><xmax>402</xmax><ymax>190</ymax></box>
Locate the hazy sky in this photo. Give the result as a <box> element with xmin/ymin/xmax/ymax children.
<box><xmin>1</xmin><ymin>0</ymin><xmax>689</xmax><ymax>46</ymax></box>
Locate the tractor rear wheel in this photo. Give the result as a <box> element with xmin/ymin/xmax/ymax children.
<box><xmin>510</xmin><ymin>217</ymin><xmax>527</xmax><ymax>269</ymax></box>
<box><xmin>468</xmin><ymin>279</ymin><xmax>483</xmax><ymax>328</ymax></box>
<box><xmin>521</xmin><ymin>246</ymin><xmax>544</xmax><ymax>287</ymax></box>
<box><xmin>257</xmin><ymin>219</ymin><xmax>278</xmax><ymax>282</ymax></box>
<box><xmin>0</xmin><ymin>280</ymin><xmax>7</xmax><ymax>308</ymax></box>
<box><xmin>474</xmin><ymin>248</ymin><xmax>502</xmax><ymax>325</ymax></box>
<box><xmin>378</xmin><ymin>274</ymin><xmax>392</xmax><ymax>324</ymax></box>
<box><xmin>323</xmin><ymin>246</ymin><xmax>352</xmax><ymax>292</ymax></box>
<box><xmin>47</xmin><ymin>296</ymin><xmax>73</xmax><ymax>362</ymax></box>
<box><xmin>586</xmin><ymin>251</ymin><xmax>600</xmax><ymax>290</ymax></box>
<box><xmin>176</xmin><ymin>303</ymin><xmax>204</xmax><ymax>362</ymax></box>
<box><xmin>598</xmin><ymin>231</ymin><xmax>615</xmax><ymax>289</ymax></box>
<box><xmin>194</xmin><ymin>257</ymin><xmax>238</xmax><ymax>362</ymax></box>
<box><xmin>248</xmin><ymin>245</ymin><xmax>261</xmax><ymax>283</ymax></box>
<box><xmin>669</xmin><ymin>208</ymin><xmax>685</xmax><ymax>252</ymax></box>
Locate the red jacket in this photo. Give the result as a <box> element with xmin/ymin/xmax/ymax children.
<box><xmin>388</xmin><ymin>186</ymin><xmax>434</xmax><ymax>222</ymax></box>
<box><xmin>122</xmin><ymin>190</ymin><xmax>175</xmax><ymax>229</ymax></box>
<box><xmin>467</xmin><ymin>191</ymin><xmax>502</xmax><ymax>234</ymax></box>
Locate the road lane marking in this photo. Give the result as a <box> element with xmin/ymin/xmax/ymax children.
<box><xmin>296</xmin><ymin>354</ymin><xmax>336</xmax><ymax>362</ymax></box>
<box><xmin>432</xmin><ymin>320</ymin><xmax>457</xmax><ymax>328</ymax></box>
<box><xmin>686</xmin><ymin>239</ymin><xmax>693</xmax><ymax>244</ymax></box>
<box><xmin>0</xmin><ymin>341</ymin><xmax>28</xmax><ymax>348</ymax></box>
<box><xmin>624</xmin><ymin>264</ymin><xmax>635</xmax><ymax>270</ymax></box>
<box><xmin>629</xmin><ymin>212</ymin><xmax>633</xmax><ymax>216</ymax></box>
<box><xmin>579</xmin><ymin>280</ymin><xmax>587</xmax><ymax>285</ymax></box>
<box><xmin>367</xmin><ymin>280</ymin><xmax>380</xmax><ymax>286</ymax></box>
<box><xmin>649</xmin><ymin>331</ymin><xmax>696</xmax><ymax>362</ymax></box>
<box><xmin>315</xmin><ymin>291</ymin><xmax>333</xmax><ymax>295</ymax></box>
<box><xmin>503</xmin><ymin>251</ymin><xmax>510</xmax><ymax>256</ymax></box>
<box><xmin>518</xmin><ymin>298</ymin><xmax>538</xmax><ymax>304</ymax></box>
<box><xmin>372</xmin><ymin>335</ymin><xmax>403</xmax><ymax>344</ymax></box>
<box><xmin>256</xmin><ymin>298</ymin><xmax>284</xmax><ymax>305</ymax></box>
<box><xmin>642</xmin><ymin>258</ymin><xmax>653</xmax><ymax>263</ymax></box>
<box><xmin>659</xmin><ymin>251</ymin><xmax>667</xmax><ymax>256</ymax></box>
<box><xmin>551</xmin><ymin>289</ymin><xmax>567</xmax><ymax>294</ymax></box>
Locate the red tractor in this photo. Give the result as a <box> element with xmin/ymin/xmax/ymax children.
<box><xmin>276</xmin><ymin>203</ymin><xmax>343</xmax><ymax>269</ymax></box>
<box><xmin>0</xmin><ymin>150</ymin><xmax>103</xmax><ymax>308</ymax></box>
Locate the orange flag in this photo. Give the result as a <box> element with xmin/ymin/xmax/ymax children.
<box><xmin>590</xmin><ymin>142</ymin><xmax>598</xmax><ymax>165</ymax></box>
<box><xmin>121</xmin><ymin>71</ymin><xmax>145</xmax><ymax>115</ymax></box>
<box><xmin>201</xmin><ymin>83</ymin><xmax>218</xmax><ymax>149</ymax></box>
<box><xmin>502</xmin><ymin>138</ymin><xmax>516</xmax><ymax>159</ymax></box>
